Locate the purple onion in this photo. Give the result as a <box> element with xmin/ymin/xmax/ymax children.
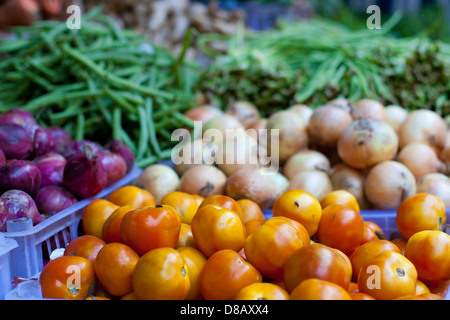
<box><xmin>0</xmin><ymin>123</ymin><xmax>34</xmax><ymax>159</ymax></box>
<box><xmin>34</xmin><ymin>152</ymin><xmax>67</xmax><ymax>187</ymax></box>
<box><xmin>105</xmin><ymin>140</ymin><xmax>135</xmax><ymax>173</ymax></box>
<box><xmin>97</xmin><ymin>151</ymin><xmax>127</xmax><ymax>186</ymax></box>
<box><xmin>0</xmin><ymin>189</ymin><xmax>44</xmax><ymax>232</ymax></box>
<box><xmin>64</xmin><ymin>140</ymin><xmax>101</xmax><ymax>159</ymax></box>
<box><xmin>0</xmin><ymin>149</ymin><xmax>5</xmax><ymax>168</ymax></box>
<box><xmin>0</xmin><ymin>109</ymin><xmax>37</xmax><ymax>136</ymax></box>
<box><xmin>33</xmin><ymin>126</ymin><xmax>57</xmax><ymax>157</ymax></box>
<box><xmin>0</xmin><ymin>159</ymin><xmax>41</xmax><ymax>196</ymax></box>
<box><xmin>45</xmin><ymin>126</ymin><xmax>73</xmax><ymax>155</ymax></box>
<box><xmin>34</xmin><ymin>186</ymin><xmax>78</xmax><ymax>215</ymax></box>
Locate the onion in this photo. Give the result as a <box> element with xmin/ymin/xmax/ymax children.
<box><xmin>33</xmin><ymin>126</ymin><xmax>57</xmax><ymax>157</ymax></box>
<box><xmin>185</xmin><ymin>105</ymin><xmax>224</xmax><ymax>124</ymax></box>
<box><xmin>350</xmin><ymin>99</ymin><xmax>388</xmax><ymax>121</ymax></box>
<box><xmin>226</xmin><ymin>101</ymin><xmax>260</xmax><ymax>128</ymax></box>
<box><xmin>385</xmin><ymin>105</ymin><xmax>408</xmax><ymax>133</ymax></box>
<box><xmin>225</xmin><ymin>168</ymin><xmax>277</xmax><ymax>209</ymax></box>
<box><xmin>364</xmin><ymin>161</ymin><xmax>416</xmax><ymax>210</ymax></box>
<box><xmin>34</xmin><ymin>186</ymin><xmax>78</xmax><ymax>215</ymax></box>
<box><xmin>0</xmin><ymin>109</ymin><xmax>37</xmax><ymax>136</ymax></box>
<box><xmin>202</xmin><ymin>114</ymin><xmax>245</xmax><ymax>137</ymax></box>
<box><xmin>135</xmin><ymin>164</ymin><xmax>180</xmax><ymax>203</ymax></box>
<box><xmin>266</xmin><ymin>110</ymin><xmax>309</xmax><ymax>164</ymax></box>
<box><xmin>417</xmin><ymin>173</ymin><xmax>450</xmax><ymax>207</ymax></box>
<box><xmin>247</xmin><ymin>118</ymin><xmax>268</xmax><ymax>141</ymax></box>
<box><xmin>45</xmin><ymin>126</ymin><xmax>73</xmax><ymax>155</ymax></box>
<box><xmin>34</xmin><ymin>152</ymin><xmax>67</xmax><ymax>187</ymax></box>
<box><xmin>64</xmin><ymin>140</ymin><xmax>102</xmax><ymax>159</ymax></box>
<box><xmin>399</xmin><ymin>109</ymin><xmax>447</xmax><ymax>151</ymax></box>
<box><xmin>63</xmin><ymin>146</ymin><xmax>107</xmax><ymax>198</ymax></box>
<box><xmin>0</xmin><ymin>149</ymin><xmax>5</xmax><ymax>168</ymax></box>
<box><xmin>328</xmin><ymin>98</ymin><xmax>353</xmax><ymax>113</ymax></box>
<box><xmin>179</xmin><ymin>164</ymin><xmax>227</xmax><ymax>198</ymax></box>
<box><xmin>263</xmin><ymin>169</ymin><xmax>289</xmax><ymax>200</ymax></box>
<box><xmin>283</xmin><ymin>149</ymin><xmax>331</xmax><ymax>179</ymax></box>
<box><xmin>0</xmin><ymin>159</ymin><xmax>41</xmax><ymax>196</ymax></box>
<box><xmin>0</xmin><ymin>189</ymin><xmax>45</xmax><ymax>232</ymax></box>
<box><xmin>289</xmin><ymin>104</ymin><xmax>313</xmax><ymax>126</ymax></box>
<box><xmin>288</xmin><ymin>170</ymin><xmax>333</xmax><ymax>201</ymax></box>
<box><xmin>307</xmin><ymin>105</ymin><xmax>353</xmax><ymax>147</ymax></box>
<box><xmin>97</xmin><ymin>151</ymin><xmax>127</xmax><ymax>186</ymax></box>
<box><xmin>105</xmin><ymin>140</ymin><xmax>135</xmax><ymax>173</ymax></box>
<box><xmin>0</xmin><ymin>123</ymin><xmax>34</xmax><ymax>159</ymax></box>
<box><xmin>173</xmin><ymin>138</ymin><xmax>219</xmax><ymax>176</ymax></box>
<box><xmin>337</xmin><ymin>119</ymin><xmax>399</xmax><ymax>170</ymax></box>
<box><xmin>397</xmin><ymin>142</ymin><xmax>446</xmax><ymax>180</ymax></box>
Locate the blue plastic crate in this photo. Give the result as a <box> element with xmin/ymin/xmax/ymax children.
<box><xmin>0</xmin><ymin>234</ymin><xmax>18</xmax><ymax>300</ymax></box>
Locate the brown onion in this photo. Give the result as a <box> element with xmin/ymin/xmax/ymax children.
<box><xmin>364</xmin><ymin>161</ymin><xmax>416</xmax><ymax>210</ymax></box>
<box><xmin>202</xmin><ymin>114</ymin><xmax>245</xmax><ymax>137</ymax></box>
<box><xmin>307</xmin><ymin>105</ymin><xmax>353</xmax><ymax>147</ymax></box>
<box><xmin>247</xmin><ymin>118</ymin><xmax>268</xmax><ymax>141</ymax></box>
<box><xmin>283</xmin><ymin>149</ymin><xmax>331</xmax><ymax>179</ymax></box>
<box><xmin>226</xmin><ymin>101</ymin><xmax>260</xmax><ymax>128</ymax></box>
<box><xmin>328</xmin><ymin>98</ymin><xmax>353</xmax><ymax>113</ymax></box>
<box><xmin>350</xmin><ymin>99</ymin><xmax>388</xmax><ymax>121</ymax></box>
<box><xmin>289</xmin><ymin>104</ymin><xmax>313</xmax><ymax>126</ymax></box>
<box><xmin>135</xmin><ymin>164</ymin><xmax>180</xmax><ymax>203</ymax></box>
<box><xmin>385</xmin><ymin>105</ymin><xmax>408</xmax><ymax>133</ymax></box>
<box><xmin>337</xmin><ymin>119</ymin><xmax>398</xmax><ymax>170</ymax></box>
<box><xmin>179</xmin><ymin>164</ymin><xmax>227</xmax><ymax>198</ymax></box>
<box><xmin>288</xmin><ymin>170</ymin><xmax>333</xmax><ymax>201</ymax></box>
<box><xmin>173</xmin><ymin>138</ymin><xmax>219</xmax><ymax>176</ymax></box>
<box><xmin>417</xmin><ymin>173</ymin><xmax>450</xmax><ymax>207</ymax></box>
<box><xmin>397</xmin><ymin>142</ymin><xmax>446</xmax><ymax>180</ymax></box>
<box><xmin>330</xmin><ymin>163</ymin><xmax>369</xmax><ymax>209</ymax></box>
<box><xmin>184</xmin><ymin>105</ymin><xmax>223</xmax><ymax>124</ymax></box>
<box><xmin>265</xmin><ymin>170</ymin><xmax>289</xmax><ymax>201</ymax></box>
<box><xmin>399</xmin><ymin>109</ymin><xmax>447</xmax><ymax>151</ymax></box>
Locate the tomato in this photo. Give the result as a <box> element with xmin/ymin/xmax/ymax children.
<box><xmin>320</xmin><ymin>190</ymin><xmax>360</xmax><ymax>212</ymax></box>
<box><xmin>234</xmin><ymin>283</ymin><xmax>289</xmax><ymax>300</ymax></box>
<box><xmin>429</xmin><ymin>280</ymin><xmax>450</xmax><ymax>298</ymax></box>
<box><xmin>347</xmin><ymin>281</ymin><xmax>359</xmax><ymax>294</ymax></box>
<box><xmin>177</xmin><ymin>246</ymin><xmax>207</xmax><ymax>300</ymax></box>
<box><xmin>404</xmin><ymin>230</ymin><xmax>450</xmax><ymax>285</ymax></box>
<box><xmin>272</xmin><ymin>190</ymin><xmax>322</xmax><ymax>236</ymax></box>
<box><xmin>244</xmin><ymin>219</ymin><xmax>265</xmax><ymax>236</ymax></box>
<box><xmin>121</xmin><ymin>205</ymin><xmax>181</xmax><ymax>256</ymax></box>
<box><xmin>394</xmin><ymin>293</ymin><xmax>443</xmax><ymax>300</ymax></box>
<box><xmin>199</xmin><ymin>249</ymin><xmax>262</xmax><ymax>300</ymax></box>
<box><xmin>289</xmin><ymin>278</ymin><xmax>352</xmax><ymax>300</ymax></box>
<box><xmin>121</xmin><ymin>291</ymin><xmax>137</xmax><ymax>300</ymax></box>
<box><xmin>191</xmin><ymin>204</ymin><xmax>246</xmax><ymax>257</ymax></box>
<box><xmin>82</xmin><ymin>199</ymin><xmax>119</xmax><ymax>239</ymax></box>
<box><xmin>244</xmin><ymin>217</ymin><xmax>305</xmax><ymax>280</ymax></box>
<box><xmin>274</xmin><ymin>216</ymin><xmax>310</xmax><ymax>245</ymax></box>
<box><xmin>40</xmin><ymin>256</ymin><xmax>96</xmax><ymax>300</ymax></box>
<box><xmin>176</xmin><ymin>223</ymin><xmax>197</xmax><ymax>249</ymax></box>
<box><xmin>191</xmin><ymin>194</ymin><xmax>204</xmax><ymax>206</ymax></box>
<box><xmin>107</xmin><ymin>185</ymin><xmax>156</xmax><ymax>207</ymax></box>
<box><xmin>283</xmin><ymin>243</ymin><xmax>352</xmax><ymax>292</ymax></box>
<box><xmin>357</xmin><ymin>251</ymin><xmax>417</xmax><ymax>300</ymax></box>
<box><xmin>102</xmin><ymin>205</ymin><xmax>137</xmax><ymax>243</ymax></box>
<box><xmin>361</xmin><ymin>221</ymin><xmax>386</xmax><ymax>244</ymax></box>
<box><xmin>133</xmin><ymin>247</ymin><xmax>190</xmax><ymax>300</ymax></box>
<box><xmin>350</xmin><ymin>292</ymin><xmax>376</xmax><ymax>300</ymax></box>
<box><xmin>237</xmin><ymin>199</ymin><xmax>265</xmax><ymax>223</ymax></box>
<box><xmin>315</xmin><ymin>204</ymin><xmax>364</xmax><ymax>255</ymax></box>
<box><xmin>349</xmin><ymin>240</ymin><xmax>401</xmax><ymax>282</ymax></box>
<box><xmin>391</xmin><ymin>237</ymin><xmax>407</xmax><ymax>255</ymax></box>
<box><xmin>94</xmin><ymin>242</ymin><xmax>140</xmax><ymax>297</ymax></box>
<box><xmin>415</xmin><ymin>280</ymin><xmax>431</xmax><ymax>295</ymax></box>
<box><xmin>160</xmin><ymin>191</ymin><xmax>199</xmax><ymax>225</ymax></box>
<box><xmin>198</xmin><ymin>194</ymin><xmax>243</xmax><ymax>220</ymax></box>
<box><xmin>396</xmin><ymin>193</ymin><xmax>446</xmax><ymax>240</ymax></box>
<box><xmin>64</xmin><ymin>235</ymin><xmax>105</xmax><ymax>265</ymax></box>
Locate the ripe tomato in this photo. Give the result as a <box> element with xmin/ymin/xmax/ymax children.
<box><xmin>121</xmin><ymin>205</ymin><xmax>181</xmax><ymax>256</ymax></box>
<box><xmin>234</xmin><ymin>283</ymin><xmax>289</xmax><ymax>300</ymax></box>
<box><xmin>107</xmin><ymin>185</ymin><xmax>156</xmax><ymax>207</ymax></box>
<box><xmin>350</xmin><ymin>292</ymin><xmax>376</xmax><ymax>300</ymax></box>
<box><xmin>415</xmin><ymin>280</ymin><xmax>431</xmax><ymax>295</ymax></box>
<box><xmin>391</xmin><ymin>237</ymin><xmax>407</xmax><ymax>255</ymax></box>
<box><xmin>289</xmin><ymin>278</ymin><xmax>352</xmax><ymax>300</ymax></box>
<box><xmin>82</xmin><ymin>199</ymin><xmax>118</xmax><ymax>239</ymax></box>
<box><xmin>274</xmin><ymin>216</ymin><xmax>310</xmax><ymax>245</ymax></box>
<box><xmin>396</xmin><ymin>193</ymin><xmax>446</xmax><ymax>240</ymax></box>
<box><xmin>361</xmin><ymin>221</ymin><xmax>386</xmax><ymax>244</ymax></box>
<box><xmin>349</xmin><ymin>240</ymin><xmax>401</xmax><ymax>282</ymax></box>
<box><xmin>94</xmin><ymin>242</ymin><xmax>140</xmax><ymax>297</ymax></box>
<box><xmin>191</xmin><ymin>194</ymin><xmax>204</xmax><ymax>206</ymax></box>
<box><xmin>394</xmin><ymin>293</ymin><xmax>443</xmax><ymax>300</ymax></box>
<box><xmin>198</xmin><ymin>249</ymin><xmax>262</xmax><ymax>300</ymax></box>
<box><xmin>176</xmin><ymin>223</ymin><xmax>197</xmax><ymax>249</ymax></box>
<box><xmin>244</xmin><ymin>219</ymin><xmax>265</xmax><ymax>236</ymax></box>
<box><xmin>283</xmin><ymin>243</ymin><xmax>352</xmax><ymax>292</ymax></box>
<box><xmin>102</xmin><ymin>205</ymin><xmax>137</xmax><ymax>243</ymax></box>
<box><xmin>429</xmin><ymin>280</ymin><xmax>450</xmax><ymax>298</ymax></box>
<box><xmin>237</xmin><ymin>199</ymin><xmax>265</xmax><ymax>223</ymax></box>
<box><xmin>198</xmin><ymin>194</ymin><xmax>244</xmax><ymax>220</ymax></box>
<box><xmin>121</xmin><ymin>291</ymin><xmax>137</xmax><ymax>300</ymax></box>
<box><xmin>177</xmin><ymin>246</ymin><xmax>207</xmax><ymax>300</ymax></box>
<box><xmin>357</xmin><ymin>251</ymin><xmax>417</xmax><ymax>300</ymax></box>
<box><xmin>244</xmin><ymin>217</ymin><xmax>305</xmax><ymax>280</ymax></box>
<box><xmin>191</xmin><ymin>204</ymin><xmax>246</xmax><ymax>257</ymax></box>
<box><xmin>315</xmin><ymin>204</ymin><xmax>364</xmax><ymax>255</ymax></box>
<box><xmin>320</xmin><ymin>190</ymin><xmax>360</xmax><ymax>212</ymax></box>
<box><xmin>404</xmin><ymin>230</ymin><xmax>450</xmax><ymax>285</ymax></box>
<box><xmin>272</xmin><ymin>189</ymin><xmax>322</xmax><ymax>236</ymax></box>
<box><xmin>64</xmin><ymin>235</ymin><xmax>105</xmax><ymax>265</ymax></box>
<box><xmin>347</xmin><ymin>281</ymin><xmax>359</xmax><ymax>294</ymax></box>
<box><xmin>132</xmin><ymin>247</ymin><xmax>190</xmax><ymax>300</ymax></box>
<box><xmin>40</xmin><ymin>256</ymin><xmax>96</xmax><ymax>300</ymax></box>
<box><xmin>160</xmin><ymin>191</ymin><xmax>199</xmax><ymax>225</ymax></box>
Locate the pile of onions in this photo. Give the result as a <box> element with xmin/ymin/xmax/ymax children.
<box><xmin>288</xmin><ymin>170</ymin><xmax>333</xmax><ymax>201</ymax></box>
<box><xmin>64</xmin><ymin>140</ymin><xmax>102</xmax><ymax>159</ymax></box>
<box><xmin>397</xmin><ymin>142</ymin><xmax>446</xmax><ymax>180</ymax></box>
<box><xmin>289</xmin><ymin>104</ymin><xmax>313</xmax><ymax>127</ymax></box>
<box><xmin>0</xmin><ymin>159</ymin><xmax>42</xmax><ymax>196</ymax></box>
<box><xmin>173</xmin><ymin>138</ymin><xmax>219</xmax><ymax>176</ymax></box>
<box><xmin>385</xmin><ymin>105</ymin><xmax>408</xmax><ymax>133</ymax></box>
<box><xmin>417</xmin><ymin>173</ymin><xmax>450</xmax><ymax>207</ymax></box>
<box><xmin>283</xmin><ymin>149</ymin><xmax>331</xmax><ymax>179</ymax></box>
<box><xmin>179</xmin><ymin>164</ymin><xmax>227</xmax><ymax>198</ymax></box>
<box><xmin>330</xmin><ymin>163</ymin><xmax>369</xmax><ymax>209</ymax></box>
<box><xmin>350</xmin><ymin>99</ymin><xmax>388</xmax><ymax>122</ymax></box>
<box><xmin>337</xmin><ymin>119</ymin><xmax>398</xmax><ymax>170</ymax></box>
<box><xmin>135</xmin><ymin>164</ymin><xmax>180</xmax><ymax>203</ymax></box>
<box><xmin>34</xmin><ymin>186</ymin><xmax>78</xmax><ymax>215</ymax></box>
<box><xmin>307</xmin><ymin>105</ymin><xmax>353</xmax><ymax>147</ymax></box>
<box><xmin>364</xmin><ymin>161</ymin><xmax>416</xmax><ymax>210</ymax></box>
<box><xmin>226</xmin><ymin>101</ymin><xmax>260</xmax><ymax>129</ymax></box>
<box><xmin>34</xmin><ymin>152</ymin><xmax>66</xmax><ymax>188</ymax></box>
<box><xmin>184</xmin><ymin>105</ymin><xmax>224</xmax><ymax>124</ymax></box>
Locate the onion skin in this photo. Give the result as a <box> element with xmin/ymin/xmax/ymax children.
<box><xmin>97</xmin><ymin>151</ymin><xmax>127</xmax><ymax>186</ymax></box>
<box><xmin>135</xmin><ymin>164</ymin><xmax>180</xmax><ymax>203</ymax></box>
<box><xmin>34</xmin><ymin>152</ymin><xmax>66</xmax><ymax>188</ymax></box>
<box><xmin>288</xmin><ymin>170</ymin><xmax>333</xmax><ymax>201</ymax></box>
<box><xmin>0</xmin><ymin>123</ymin><xmax>34</xmax><ymax>160</ymax></box>
<box><xmin>350</xmin><ymin>99</ymin><xmax>388</xmax><ymax>122</ymax></box>
<box><xmin>179</xmin><ymin>164</ymin><xmax>227</xmax><ymax>198</ymax></box>
<box><xmin>417</xmin><ymin>174</ymin><xmax>450</xmax><ymax>207</ymax></box>
<box><xmin>0</xmin><ymin>159</ymin><xmax>42</xmax><ymax>197</ymax></box>
<box><xmin>105</xmin><ymin>140</ymin><xmax>135</xmax><ymax>173</ymax></box>
<box><xmin>397</xmin><ymin>142</ymin><xmax>446</xmax><ymax>180</ymax></box>
<box><xmin>283</xmin><ymin>149</ymin><xmax>331</xmax><ymax>180</ymax></box>
<box><xmin>34</xmin><ymin>186</ymin><xmax>78</xmax><ymax>215</ymax></box>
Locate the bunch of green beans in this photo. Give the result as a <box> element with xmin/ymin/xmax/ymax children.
<box><xmin>0</xmin><ymin>6</ymin><xmax>200</xmax><ymax>167</ymax></box>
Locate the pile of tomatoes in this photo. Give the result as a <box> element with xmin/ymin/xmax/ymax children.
<box><xmin>38</xmin><ymin>184</ymin><xmax>450</xmax><ymax>300</ymax></box>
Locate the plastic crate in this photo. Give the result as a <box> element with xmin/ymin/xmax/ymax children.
<box><xmin>0</xmin><ymin>234</ymin><xmax>18</xmax><ymax>300</ymax></box>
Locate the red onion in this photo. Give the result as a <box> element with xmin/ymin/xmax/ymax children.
<box><xmin>34</xmin><ymin>152</ymin><xmax>67</xmax><ymax>187</ymax></box>
<box><xmin>97</xmin><ymin>151</ymin><xmax>127</xmax><ymax>186</ymax></box>
<box><xmin>34</xmin><ymin>186</ymin><xmax>78</xmax><ymax>215</ymax></box>
<box><xmin>105</xmin><ymin>140</ymin><xmax>135</xmax><ymax>173</ymax></box>
<box><xmin>0</xmin><ymin>109</ymin><xmax>37</xmax><ymax>136</ymax></box>
<box><xmin>63</xmin><ymin>140</ymin><xmax>102</xmax><ymax>159</ymax></box>
<box><xmin>45</xmin><ymin>126</ymin><xmax>73</xmax><ymax>155</ymax></box>
<box><xmin>0</xmin><ymin>189</ymin><xmax>44</xmax><ymax>232</ymax></box>
<box><xmin>0</xmin><ymin>159</ymin><xmax>42</xmax><ymax>196</ymax></box>
<box><xmin>0</xmin><ymin>149</ymin><xmax>4</xmax><ymax>168</ymax></box>
<box><xmin>0</xmin><ymin>123</ymin><xmax>34</xmax><ymax>159</ymax></box>
<box><xmin>33</xmin><ymin>126</ymin><xmax>57</xmax><ymax>157</ymax></box>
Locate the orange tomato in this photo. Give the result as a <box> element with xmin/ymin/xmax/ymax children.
<box><xmin>234</xmin><ymin>283</ymin><xmax>289</xmax><ymax>300</ymax></box>
<box><xmin>315</xmin><ymin>204</ymin><xmax>364</xmax><ymax>255</ymax></box>
<box><xmin>350</xmin><ymin>292</ymin><xmax>376</xmax><ymax>300</ymax></box>
<box><xmin>102</xmin><ymin>205</ymin><xmax>136</xmax><ymax>243</ymax></box>
<box><xmin>272</xmin><ymin>189</ymin><xmax>322</xmax><ymax>236</ymax></box>
<box><xmin>199</xmin><ymin>249</ymin><xmax>262</xmax><ymax>300</ymax></box>
<box><xmin>121</xmin><ymin>291</ymin><xmax>137</xmax><ymax>300</ymax></box>
<box><xmin>274</xmin><ymin>216</ymin><xmax>310</xmax><ymax>245</ymax></box>
<box><xmin>132</xmin><ymin>247</ymin><xmax>190</xmax><ymax>300</ymax></box>
<box><xmin>82</xmin><ymin>199</ymin><xmax>119</xmax><ymax>239</ymax></box>
<box><xmin>404</xmin><ymin>230</ymin><xmax>450</xmax><ymax>285</ymax></box>
<box><xmin>237</xmin><ymin>199</ymin><xmax>265</xmax><ymax>223</ymax></box>
<box><xmin>244</xmin><ymin>217</ymin><xmax>305</xmax><ymax>280</ymax></box>
<box><xmin>361</xmin><ymin>221</ymin><xmax>386</xmax><ymax>244</ymax></box>
<box><xmin>348</xmin><ymin>281</ymin><xmax>359</xmax><ymax>294</ymax></box>
<box><xmin>64</xmin><ymin>235</ymin><xmax>105</xmax><ymax>265</ymax></box>
<box><xmin>176</xmin><ymin>223</ymin><xmax>197</xmax><ymax>249</ymax></box>
<box><xmin>357</xmin><ymin>251</ymin><xmax>417</xmax><ymax>300</ymax></box>
<box><xmin>391</xmin><ymin>237</ymin><xmax>407</xmax><ymax>255</ymax></box>
<box><xmin>191</xmin><ymin>204</ymin><xmax>246</xmax><ymax>257</ymax></box>
<box><xmin>244</xmin><ymin>219</ymin><xmax>265</xmax><ymax>236</ymax></box>
<box><xmin>107</xmin><ymin>185</ymin><xmax>156</xmax><ymax>207</ymax></box>
<box><xmin>320</xmin><ymin>190</ymin><xmax>360</xmax><ymax>212</ymax></box>
<box><xmin>121</xmin><ymin>205</ymin><xmax>181</xmax><ymax>256</ymax></box>
<box><xmin>199</xmin><ymin>194</ymin><xmax>244</xmax><ymax>220</ymax></box>
<box><xmin>160</xmin><ymin>191</ymin><xmax>199</xmax><ymax>225</ymax></box>
<box><xmin>394</xmin><ymin>293</ymin><xmax>443</xmax><ymax>300</ymax></box>
<box><xmin>415</xmin><ymin>280</ymin><xmax>431</xmax><ymax>295</ymax></box>
<box><xmin>429</xmin><ymin>280</ymin><xmax>450</xmax><ymax>298</ymax></box>
<box><xmin>289</xmin><ymin>278</ymin><xmax>352</xmax><ymax>300</ymax></box>
<box><xmin>94</xmin><ymin>242</ymin><xmax>140</xmax><ymax>297</ymax></box>
<box><xmin>283</xmin><ymin>243</ymin><xmax>352</xmax><ymax>292</ymax></box>
<box><xmin>177</xmin><ymin>246</ymin><xmax>207</xmax><ymax>300</ymax></box>
<box><xmin>40</xmin><ymin>256</ymin><xmax>96</xmax><ymax>300</ymax></box>
<box><xmin>191</xmin><ymin>194</ymin><xmax>204</xmax><ymax>206</ymax></box>
<box><xmin>396</xmin><ymin>193</ymin><xmax>446</xmax><ymax>240</ymax></box>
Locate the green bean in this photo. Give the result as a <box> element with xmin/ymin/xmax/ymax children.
<box><xmin>145</xmin><ymin>98</ymin><xmax>161</xmax><ymax>155</ymax></box>
<box><xmin>136</xmin><ymin>105</ymin><xmax>150</xmax><ymax>161</ymax></box>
